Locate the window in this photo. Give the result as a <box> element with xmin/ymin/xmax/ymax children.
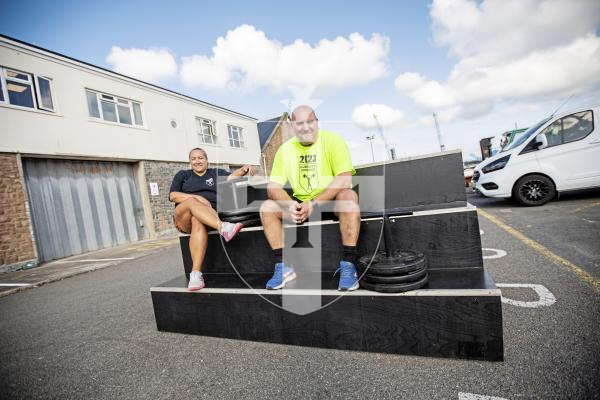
<box><xmin>0</xmin><ymin>67</ymin><xmax>56</xmax><ymax>112</ymax></box>
<box><xmin>85</xmin><ymin>89</ymin><xmax>144</xmax><ymax>127</ymax></box>
<box><xmin>228</xmin><ymin>125</ymin><xmax>244</xmax><ymax>148</ymax></box>
<box><xmin>539</xmin><ymin>110</ymin><xmax>594</xmax><ymax>148</ymax></box>
<box><xmin>196</xmin><ymin>117</ymin><xmax>218</xmax><ymax>144</ymax></box>
<box><xmin>36</xmin><ymin>76</ymin><xmax>55</xmax><ymax>111</ymax></box>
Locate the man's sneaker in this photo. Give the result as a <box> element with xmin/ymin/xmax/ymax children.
<box><xmin>335</xmin><ymin>261</ymin><xmax>359</xmax><ymax>291</ymax></box>
<box><xmin>188</xmin><ymin>271</ymin><xmax>205</xmax><ymax>291</ymax></box>
<box><xmin>266</xmin><ymin>263</ymin><xmax>297</xmax><ymax>290</ymax></box>
<box><xmin>220</xmin><ymin>222</ymin><xmax>243</xmax><ymax>242</ymax></box>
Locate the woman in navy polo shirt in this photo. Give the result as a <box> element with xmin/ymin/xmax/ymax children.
<box><xmin>169</xmin><ymin>147</ymin><xmax>253</xmax><ymax>290</ymax></box>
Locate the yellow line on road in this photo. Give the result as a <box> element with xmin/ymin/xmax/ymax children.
<box><xmin>573</xmin><ymin>201</ymin><xmax>600</xmax><ymax>213</ymax></box>
<box><xmin>478</xmin><ymin>208</ymin><xmax>600</xmax><ymax>292</ymax></box>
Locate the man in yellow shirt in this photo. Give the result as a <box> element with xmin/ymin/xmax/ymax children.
<box><xmin>259</xmin><ymin>105</ymin><xmax>361</xmax><ymax>291</ymax></box>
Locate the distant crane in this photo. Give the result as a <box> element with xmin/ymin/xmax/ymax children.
<box><xmin>372</xmin><ymin>114</ymin><xmax>396</xmax><ymax>160</ymax></box>
<box><xmin>432</xmin><ymin>112</ymin><xmax>446</xmax><ymax>152</ymax></box>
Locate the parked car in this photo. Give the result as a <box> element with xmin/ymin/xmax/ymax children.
<box><xmin>473</xmin><ymin>105</ymin><xmax>600</xmax><ymax>206</ymax></box>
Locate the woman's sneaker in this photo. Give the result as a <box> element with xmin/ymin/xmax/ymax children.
<box><xmin>266</xmin><ymin>263</ymin><xmax>297</xmax><ymax>290</ymax></box>
<box><xmin>220</xmin><ymin>222</ymin><xmax>243</xmax><ymax>242</ymax></box>
<box><xmin>188</xmin><ymin>271</ymin><xmax>205</xmax><ymax>291</ymax></box>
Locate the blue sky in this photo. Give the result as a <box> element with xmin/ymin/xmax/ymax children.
<box><xmin>3</xmin><ymin>0</ymin><xmax>600</xmax><ymax>164</ymax></box>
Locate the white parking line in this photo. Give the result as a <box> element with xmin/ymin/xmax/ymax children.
<box><xmin>459</xmin><ymin>393</ymin><xmax>509</xmax><ymax>400</ymax></box>
<box><xmin>0</xmin><ymin>283</ymin><xmax>33</xmax><ymax>287</ymax></box>
<box><xmin>482</xmin><ymin>248</ymin><xmax>507</xmax><ymax>259</ymax></box>
<box><xmin>496</xmin><ymin>283</ymin><xmax>556</xmax><ymax>308</ymax></box>
<box><xmin>52</xmin><ymin>257</ymin><xmax>134</xmax><ymax>263</ymax></box>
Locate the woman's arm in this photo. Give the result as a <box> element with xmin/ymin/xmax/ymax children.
<box><xmin>169</xmin><ymin>191</ymin><xmax>212</xmax><ymax>207</ymax></box>
<box><xmin>227</xmin><ymin>164</ymin><xmax>254</xmax><ymax>181</ymax></box>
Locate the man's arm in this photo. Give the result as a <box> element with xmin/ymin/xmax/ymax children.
<box><xmin>267</xmin><ymin>181</ymin><xmax>293</xmax><ymax>202</ymax></box>
<box><xmin>311</xmin><ymin>172</ymin><xmax>352</xmax><ymax>205</ymax></box>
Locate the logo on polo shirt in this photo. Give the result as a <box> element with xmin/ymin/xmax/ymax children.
<box><xmin>206</xmin><ymin>177</ymin><xmax>214</xmax><ymax>186</ymax></box>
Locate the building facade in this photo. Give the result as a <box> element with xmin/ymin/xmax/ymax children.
<box><xmin>0</xmin><ymin>35</ymin><xmax>261</xmax><ymax>270</ymax></box>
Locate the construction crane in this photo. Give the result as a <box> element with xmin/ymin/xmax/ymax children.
<box><xmin>432</xmin><ymin>112</ymin><xmax>446</xmax><ymax>152</ymax></box>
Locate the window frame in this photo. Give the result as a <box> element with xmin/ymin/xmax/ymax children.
<box><xmin>35</xmin><ymin>75</ymin><xmax>56</xmax><ymax>112</ymax></box>
<box><xmin>537</xmin><ymin>110</ymin><xmax>594</xmax><ymax>149</ymax></box>
<box><xmin>85</xmin><ymin>88</ymin><xmax>145</xmax><ymax>128</ymax></box>
<box><xmin>227</xmin><ymin>124</ymin><xmax>245</xmax><ymax>148</ymax></box>
<box><xmin>0</xmin><ymin>67</ymin><xmax>37</xmax><ymax>110</ymax></box>
<box><xmin>196</xmin><ymin>117</ymin><xmax>218</xmax><ymax>145</ymax></box>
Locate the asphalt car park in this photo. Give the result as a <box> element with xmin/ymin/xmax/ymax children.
<box><xmin>0</xmin><ymin>191</ymin><xmax>598</xmax><ymax>399</ymax></box>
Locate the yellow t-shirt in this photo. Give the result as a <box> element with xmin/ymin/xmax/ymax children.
<box><xmin>269</xmin><ymin>130</ymin><xmax>355</xmax><ymax>201</ymax></box>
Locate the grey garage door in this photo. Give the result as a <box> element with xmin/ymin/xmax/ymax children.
<box><xmin>23</xmin><ymin>158</ymin><xmax>144</xmax><ymax>262</ymax></box>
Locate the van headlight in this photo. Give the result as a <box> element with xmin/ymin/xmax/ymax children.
<box><xmin>482</xmin><ymin>155</ymin><xmax>511</xmax><ymax>173</ymax></box>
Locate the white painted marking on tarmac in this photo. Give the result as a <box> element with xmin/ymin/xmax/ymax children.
<box><xmin>496</xmin><ymin>283</ymin><xmax>556</xmax><ymax>308</ymax></box>
<box><xmin>480</xmin><ymin>230</ymin><xmax>484</xmax><ymax>235</ymax></box>
<box><xmin>0</xmin><ymin>283</ymin><xmax>33</xmax><ymax>287</ymax></box>
<box><xmin>459</xmin><ymin>393</ymin><xmax>509</xmax><ymax>400</ymax></box>
<box><xmin>482</xmin><ymin>248</ymin><xmax>507</xmax><ymax>259</ymax></box>
<box><xmin>53</xmin><ymin>257</ymin><xmax>134</xmax><ymax>263</ymax></box>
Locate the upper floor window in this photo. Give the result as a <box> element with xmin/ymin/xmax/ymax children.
<box><xmin>228</xmin><ymin>125</ymin><xmax>244</xmax><ymax>148</ymax></box>
<box><xmin>196</xmin><ymin>117</ymin><xmax>217</xmax><ymax>145</ymax></box>
<box><xmin>539</xmin><ymin>110</ymin><xmax>594</xmax><ymax>148</ymax></box>
<box><xmin>86</xmin><ymin>89</ymin><xmax>144</xmax><ymax>127</ymax></box>
<box><xmin>0</xmin><ymin>67</ymin><xmax>56</xmax><ymax>112</ymax></box>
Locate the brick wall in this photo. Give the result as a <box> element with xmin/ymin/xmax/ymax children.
<box><xmin>262</xmin><ymin>120</ymin><xmax>294</xmax><ymax>176</ymax></box>
<box><xmin>0</xmin><ymin>153</ymin><xmax>36</xmax><ymax>269</ymax></box>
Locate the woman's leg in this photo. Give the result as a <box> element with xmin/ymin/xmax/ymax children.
<box><xmin>189</xmin><ymin>217</ymin><xmax>208</xmax><ymax>272</ymax></box>
<box><xmin>174</xmin><ymin>197</ymin><xmax>221</xmax><ymax>230</ymax></box>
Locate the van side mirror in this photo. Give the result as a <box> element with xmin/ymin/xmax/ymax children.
<box><xmin>535</xmin><ymin>134</ymin><xmax>548</xmax><ymax>150</ymax></box>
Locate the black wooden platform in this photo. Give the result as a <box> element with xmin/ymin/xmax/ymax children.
<box><xmin>151</xmin><ymin>150</ymin><xmax>504</xmax><ymax>361</ymax></box>
<box><xmin>151</xmin><ymin>269</ymin><xmax>502</xmax><ymax>360</ymax></box>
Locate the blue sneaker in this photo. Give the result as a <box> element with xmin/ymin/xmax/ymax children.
<box><xmin>335</xmin><ymin>261</ymin><xmax>359</xmax><ymax>291</ymax></box>
<box><xmin>266</xmin><ymin>263</ymin><xmax>297</xmax><ymax>290</ymax></box>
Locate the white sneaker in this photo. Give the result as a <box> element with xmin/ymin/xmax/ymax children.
<box><xmin>188</xmin><ymin>271</ymin><xmax>205</xmax><ymax>291</ymax></box>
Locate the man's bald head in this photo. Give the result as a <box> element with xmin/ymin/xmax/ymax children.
<box><xmin>291</xmin><ymin>105</ymin><xmax>317</xmax><ymax>121</ymax></box>
<box><xmin>291</xmin><ymin>105</ymin><xmax>319</xmax><ymax>145</ymax></box>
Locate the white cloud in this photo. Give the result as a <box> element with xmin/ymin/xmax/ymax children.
<box><xmin>106</xmin><ymin>46</ymin><xmax>177</xmax><ymax>82</ymax></box>
<box><xmin>352</xmin><ymin>104</ymin><xmax>404</xmax><ymax>129</ymax></box>
<box><xmin>180</xmin><ymin>24</ymin><xmax>389</xmax><ymax>91</ymax></box>
<box><xmin>395</xmin><ymin>0</ymin><xmax>600</xmax><ymax>120</ymax></box>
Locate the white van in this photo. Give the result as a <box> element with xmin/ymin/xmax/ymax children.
<box><xmin>473</xmin><ymin>105</ymin><xmax>600</xmax><ymax>206</ymax></box>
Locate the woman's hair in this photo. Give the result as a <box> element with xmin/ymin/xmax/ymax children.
<box><xmin>188</xmin><ymin>147</ymin><xmax>207</xmax><ymax>160</ymax></box>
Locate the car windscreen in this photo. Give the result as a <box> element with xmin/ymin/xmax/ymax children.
<box><xmin>504</xmin><ymin>117</ymin><xmax>551</xmax><ymax>151</ymax></box>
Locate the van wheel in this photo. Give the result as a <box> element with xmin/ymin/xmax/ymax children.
<box><xmin>513</xmin><ymin>174</ymin><xmax>555</xmax><ymax>206</ymax></box>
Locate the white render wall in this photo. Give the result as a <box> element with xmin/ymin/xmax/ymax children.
<box><xmin>0</xmin><ymin>38</ymin><xmax>260</xmax><ymax>165</ymax></box>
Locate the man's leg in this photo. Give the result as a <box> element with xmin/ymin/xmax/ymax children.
<box><xmin>334</xmin><ymin>189</ymin><xmax>361</xmax><ymax>291</ymax></box>
<box><xmin>260</xmin><ymin>200</ymin><xmax>297</xmax><ymax>289</ymax></box>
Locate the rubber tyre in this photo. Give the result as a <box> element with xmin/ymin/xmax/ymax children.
<box><xmin>362</xmin><ymin>264</ymin><xmax>427</xmax><ymax>284</ymax></box>
<box><xmin>513</xmin><ymin>174</ymin><xmax>555</xmax><ymax>206</ymax></box>
<box><xmin>358</xmin><ymin>250</ymin><xmax>426</xmax><ymax>276</ymax></box>
<box><xmin>359</xmin><ymin>274</ymin><xmax>429</xmax><ymax>293</ymax></box>
<box><xmin>220</xmin><ymin>213</ymin><xmax>260</xmax><ymax>223</ymax></box>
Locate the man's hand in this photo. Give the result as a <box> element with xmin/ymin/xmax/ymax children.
<box><xmin>291</xmin><ymin>201</ymin><xmax>312</xmax><ymax>224</ymax></box>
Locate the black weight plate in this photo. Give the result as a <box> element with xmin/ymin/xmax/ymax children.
<box><xmin>358</xmin><ymin>250</ymin><xmax>426</xmax><ymax>276</ymax></box>
<box><xmin>221</xmin><ymin>213</ymin><xmax>260</xmax><ymax>223</ymax></box>
<box><xmin>362</xmin><ymin>264</ymin><xmax>427</xmax><ymax>284</ymax></box>
<box><xmin>218</xmin><ymin>206</ymin><xmax>260</xmax><ymax>218</ymax></box>
<box><xmin>359</xmin><ymin>274</ymin><xmax>429</xmax><ymax>293</ymax></box>
<box><xmin>240</xmin><ymin>217</ymin><xmax>262</xmax><ymax>227</ymax></box>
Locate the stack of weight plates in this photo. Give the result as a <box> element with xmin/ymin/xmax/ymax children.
<box><xmin>358</xmin><ymin>249</ymin><xmax>428</xmax><ymax>293</ymax></box>
<box><xmin>218</xmin><ymin>207</ymin><xmax>261</xmax><ymax>227</ymax></box>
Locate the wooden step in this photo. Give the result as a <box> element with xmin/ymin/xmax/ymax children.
<box><xmin>180</xmin><ymin>205</ymin><xmax>483</xmax><ymax>277</ymax></box>
<box><xmin>151</xmin><ymin>268</ymin><xmax>503</xmax><ymax>361</ymax></box>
